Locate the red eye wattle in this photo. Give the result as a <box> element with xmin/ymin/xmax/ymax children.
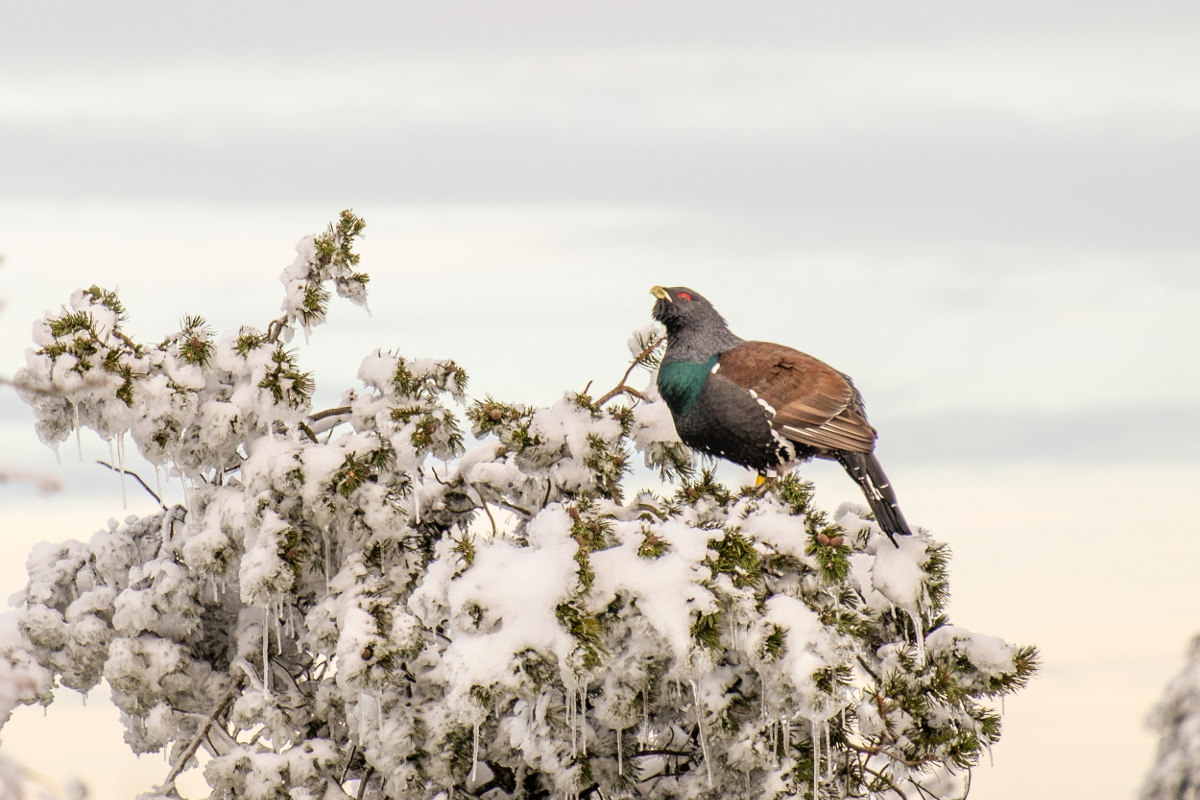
<box><xmin>676</xmin><ymin>292</ymin><xmax>692</xmax><ymax>301</ymax></box>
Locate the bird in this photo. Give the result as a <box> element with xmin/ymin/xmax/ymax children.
<box><xmin>649</xmin><ymin>285</ymin><xmax>911</xmax><ymax>543</ymax></box>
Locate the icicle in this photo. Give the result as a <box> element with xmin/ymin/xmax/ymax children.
<box><xmin>211</xmin><ymin>580</ymin><xmax>219</xmax><ymax>604</ymax></box>
<box><xmin>155</xmin><ymin>465</ymin><xmax>163</xmax><ymax>503</ymax></box>
<box><xmin>359</xmin><ymin>693</ymin><xmax>369</xmax><ymax>744</ymax></box>
<box><xmin>274</xmin><ymin>602</ymin><xmax>283</xmax><ymax>655</ymax></box>
<box><xmin>413</xmin><ymin>477</ymin><xmax>421</xmax><ymax>524</ymax></box>
<box><xmin>824</xmin><ymin>720</ymin><xmax>832</xmax><ymax>781</ymax></box>
<box><xmin>640</xmin><ymin>690</ymin><xmax>649</xmax><ymax>747</ymax></box>
<box><xmin>377</xmin><ymin>694</ymin><xmax>384</xmax><ymax>739</ymax></box>
<box><xmin>758</xmin><ymin>668</ymin><xmax>768</xmax><ymax>722</ymax></box>
<box><xmin>117</xmin><ymin>432</ymin><xmax>127</xmax><ymax>509</ymax></box>
<box><xmin>580</xmin><ymin>680</ymin><xmax>588</xmax><ymax>756</ymax></box>
<box><xmin>690</xmin><ymin>681</ymin><xmax>712</xmax><ymax>787</ymax></box>
<box><xmin>262</xmin><ymin>607</ymin><xmax>272</xmax><ymax>696</ymax></box>
<box><xmin>811</xmin><ymin>718</ymin><xmax>820</xmax><ymax>800</ymax></box>
<box><xmin>53</xmin><ymin>442</ymin><xmax>61</xmax><ymax>465</ymax></box>
<box><xmin>617</xmin><ymin>727</ymin><xmax>624</xmax><ymax>776</ymax></box>
<box><xmin>470</xmin><ymin>719</ymin><xmax>480</xmax><ymax>782</ymax></box>
<box><xmin>907</xmin><ymin>608</ymin><xmax>926</xmax><ymax>667</ymax></box>
<box><xmin>569</xmin><ymin>687</ymin><xmax>577</xmax><ymax>757</ymax></box>
<box><xmin>323</xmin><ymin>528</ymin><xmax>332</xmax><ymax>593</ymax></box>
<box><xmin>73</xmin><ymin>403</ymin><xmax>82</xmax><ymax>461</ymax></box>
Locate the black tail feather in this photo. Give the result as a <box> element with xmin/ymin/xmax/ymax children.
<box><xmin>836</xmin><ymin>451</ymin><xmax>911</xmax><ymax>545</ymax></box>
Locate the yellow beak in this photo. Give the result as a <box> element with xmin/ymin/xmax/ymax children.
<box><xmin>650</xmin><ymin>286</ymin><xmax>672</xmax><ymax>302</ymax></box>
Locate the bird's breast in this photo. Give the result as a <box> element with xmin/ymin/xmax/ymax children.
<box><xmin>656</xmin><ymin>356</ymin><xmax>719</xmax><ymax>416</ymax></box>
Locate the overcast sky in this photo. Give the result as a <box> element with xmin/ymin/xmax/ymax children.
<box><xmin>2</xmin><ymin>3</ymin><xmax>1198</xmax><ymax>798</ymax></box>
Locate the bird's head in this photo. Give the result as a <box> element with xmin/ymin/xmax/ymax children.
<box><xmin>649</xmin><ymin>285</ymin><xmax>743</xmax><ymax>357</ymax></box>
<box><xmin>650</xmin><ymin>286</ymin><xmax>723</xmax><ymax>333</ymax></box>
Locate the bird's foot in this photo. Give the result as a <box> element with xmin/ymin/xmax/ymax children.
<box><xmin>744</xmin><ymin>473</ymin><xmax>776</xmax><ymax>498</ymax></box>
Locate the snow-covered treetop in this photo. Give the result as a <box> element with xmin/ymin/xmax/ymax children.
<box><xmin>1141</xmin><ymin>636</ymin><xmax>1200</xmax><ymax>800</ymax></box>
<box><xmin>3</xmin><ymin>212</ymin><xmax>1037</xmax><ymax>800</ymax></box>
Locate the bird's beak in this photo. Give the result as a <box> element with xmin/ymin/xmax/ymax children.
<box><xmin>650</xmin><ymin>286</ymin><xmax>672</xmax><ymax>302</ymax></box>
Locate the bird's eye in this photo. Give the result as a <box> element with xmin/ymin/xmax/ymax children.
<box><xmin>676</xmin><ymin>292</ymin><xmax>692</xmax><ymax>301</ymax></box>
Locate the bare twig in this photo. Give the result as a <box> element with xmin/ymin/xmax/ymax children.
<box><xmin>96</xmin><ymin>460</ymin><xmax>167</xmax><ymax>509</ymax></box>
<box><xmin>862</xmin><ymin>763</ymin><xmax>910</xmax><ymax>799</ymax></box>
<box><xmin>266</xmin><ymin>318</ymin><xmax>286</xmax><ymax>344</ymax></box>
<box><xmin>112</xmin><ymin>328</ymin><xmax>139</xmax><ymax>351</ymax></box>
<box><xmin>497</xmin><ymin>498</ymin><xmax>533</xmax><ymax>517</ymax></box>
<box><xmin>305</xmin><ymin>406</ymin><xmax>353</xmax><ymax>440</ymax></box>
<box><xmin>477</xmin><ymin>492</ymin><xmax>499</xmax><ymax>538</ymax></box>
<box><xmin>597</xmin><ymin>385</ymin><xmax>647</xmax><ymax>405</ymax></box>
<box><xmin>298</xmin><ymin>422</ymin><xmax>319</xmax><ymax>444</ymax></box>
<box><xmin>856</xmin><ymin>655</ymin><xmax>881</xmax><ymax>682</ymax></box>
<box><xmin>594</xmin><ymin>338</ymin><xmax>663</xmax><ymax>406</ymax></box>
<box><xmin>845</xmin><ymin>739</ymin><xmax>929</xmax><ymax>769</ymax></box>
<box><xmin>356</xmin><ymin>767</ymin><xmax>375</xmax><ymax>800</ymax></box>
<box><xmin>340</xmin><ymin>744</ymin><xmax>359</xmax><ymax>785</ymax></box>
<box><xmin>629</xmin><ymin>748</ymin><xmax>694</xmax><ymax>759</ymax></box>
<box><xmin>310</xmin><ymin>405</ymin><xmax>352</xmax><ymax>422</ymax></box>
<box><xmin>911</xmin><ymin>778</ymin><xmax>943</xmax><ymax>800</ymax></box>
<box><xmin>159</xmin><ymin>690</ymin><xmax>236</xmax><ymax>789</ymax></box>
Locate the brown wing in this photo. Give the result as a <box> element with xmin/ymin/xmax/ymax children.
<box><xmin>716</xmin><ymin>341</ymin><xmax>877</xmax><ymax>454</ymax></box>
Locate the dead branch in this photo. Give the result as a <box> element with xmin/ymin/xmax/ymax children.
<box><xmin>96</xmin><ymin>460</ymin><xmax>166</xmax><ymax>508</ymax></box>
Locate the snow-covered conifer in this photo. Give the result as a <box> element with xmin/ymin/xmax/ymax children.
<box><xmin>1141</xmin><ymin>636</ymin><xmax>1200</xmax><ymax>800</ymax></box>
<box><xmin>4</xmin><ymin>212</ymin><xmax>1038</xmax><ymax>799</ymax></box>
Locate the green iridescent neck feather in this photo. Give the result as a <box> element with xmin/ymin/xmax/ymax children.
<box><xmin>656</xmin><ymin>356</ymin><xmax>718</xmax><ymax>415</ymax></box>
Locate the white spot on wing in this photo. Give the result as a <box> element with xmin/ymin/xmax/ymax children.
<box><xmin>710</xmin><ymin>362</ymin><xmax>721</xmax><ymax>374</ymax></box>
<box><xmin>747</xmin><ymin>388</ymin><xmax>778</xmax><ymax>417</ymax></box>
